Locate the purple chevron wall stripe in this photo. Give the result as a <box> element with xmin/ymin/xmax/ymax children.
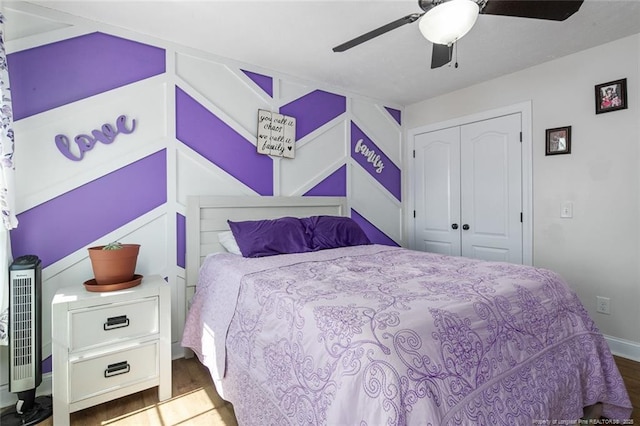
<box><xmin>241</xmin><ymin>69</ymin><xmax>273</xmax><ymax>97</ymax></box>
<box><xmin>350</xmin><ymin>121</ymin><xmax>401</xmax><ymax>201</ymax></box>
<box><xmin>351</xmin><ymin>209</ymin><xmax>399</xmax><ymax>247</ymax></box>
<box><xmin>42</xmin><ymin>356</ymin><xmax>52</xmax><ymax>375</ymax></box>
<box><xmin>279</xmin><ymin>90</ymin><xmax>346</xmax><ymax>141</ymax></box>
<box><xmin>175</xmin><ymin>87</ymin><xmax>273</xmax><ymax>195</ymax></box>
<box><xmin>385</xmin><ymin>106</ymin><xmax>402</xmax><ymax>125</ymax></box>
<box><xmin>177</xmin><ymin>213</ymin><xmax>186</xmax><ymax>268</ymax></box>
<box><xmin>9</xmin><ymin>32</ymin><xmax>166</xmax><ymax>120</ymax></box>
<box><xmin>303</xmin><ymin>164</ymin><xmax>347</xmax><ymax>197</ymax></box>
<box><xmin>11</xmin><ymin>150</ymin><xmax>167</xmax><ymax>268</ymax></box>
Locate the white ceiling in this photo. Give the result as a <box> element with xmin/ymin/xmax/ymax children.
<box><xmin>23</xmin><ymin>0</ymin><xmax>640</xmax><ymax>106</ymax></box>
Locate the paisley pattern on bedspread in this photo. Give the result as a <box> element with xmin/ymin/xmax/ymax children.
<box><xmin>182</xmin><ymin>245</ymin><xmax>631</xmax><ymax>425</ymax></box>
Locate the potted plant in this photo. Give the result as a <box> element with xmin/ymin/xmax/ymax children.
<box><xmin>88</xmin><ymin>242</ymin><xmax>140</xmax><ymax>285</ymax></box>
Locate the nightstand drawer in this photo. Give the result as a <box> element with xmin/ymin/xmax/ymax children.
<box><xmin>69</xmin><ymin>297</ymin><xmax>158</xmax><ymax>351</ymax></box>
<box><xmin>69</xmin><ymin>341</ymin><xmax>158</xmax><ymax>403</ymax></box>
<box><xmin>53</xmin><ymin>276</ymin><xmax>171</xmax><ymax>425</ymax></box>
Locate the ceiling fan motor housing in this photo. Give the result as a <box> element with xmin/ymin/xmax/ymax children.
<box><xmin>418</xmin><ymin>0</ymin><xmax>437</xmax><ymax>13</ymax></box>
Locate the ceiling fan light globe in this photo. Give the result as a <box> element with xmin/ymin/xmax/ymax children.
<box><xmin>419</xmin><ymin>0</ymin><xmax>479</xmax><ymax>45</ymax></box>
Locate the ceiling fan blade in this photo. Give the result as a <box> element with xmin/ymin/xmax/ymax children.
<box><xmin>431</xmin><ymin>43</ymin><xmax>453</xmax><ymax>68</ymax></box>
<box><xmin>481</xmin><ymin>0</ymin><xmax>583</xmax><ymax>21</ymax></box>
<box><xmin>333</xmin><ymin>12</ymin><xmax>423</xmax><ymax>52</ymax></box>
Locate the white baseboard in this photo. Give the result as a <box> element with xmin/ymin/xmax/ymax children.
<box><xmin>172</xmin><ymin>342</ymin><xmax>186</xmax><ymax>360</ymax></box>
<box><xmin>605</xmin><ymin>334</ymin><xmax>640</xmax><ymax>362</ymax></box>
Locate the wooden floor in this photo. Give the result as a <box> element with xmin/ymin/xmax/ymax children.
<box><xmin>614</xmin><ymin>355</ymin><xmax>640</xmax><ymax>424</ymax></box>
<box><xmin>8</xmin><ymin>355</ymin><xmax>637</xmax><ymax>425</ymax></box>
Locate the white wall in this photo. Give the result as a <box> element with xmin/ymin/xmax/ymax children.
<box><xmin>405</xmin><ymin>34</ymin><xmax>640</xmax><ymax>356</ymax></box>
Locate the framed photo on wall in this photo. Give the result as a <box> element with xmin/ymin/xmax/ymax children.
<box><xmin>545</xmin><ymin>126</ymin><xmax>571</xmax><ymax>156</ymax></box>
<box><xmin>595</xmin><ymin>78</ymin><xmax>627</xmax><ymax>114</ymax></box>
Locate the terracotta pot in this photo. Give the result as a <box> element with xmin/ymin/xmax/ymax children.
<box><xmin>88</xmin><ymin>244</ymin><xmax>140</xmax><ymax>285</ymax></box>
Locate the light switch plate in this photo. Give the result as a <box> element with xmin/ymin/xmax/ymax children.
<box><xmin>561</xmin><ymin>201</ymin><xmax>573</xmax><ymax>218</ymax></box>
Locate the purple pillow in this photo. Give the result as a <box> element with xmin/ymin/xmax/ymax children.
<box><xmin>302</xmin><ymin>216</ymin><xmax>371</xmax><ymax>251</ymax></box>
<box><xmin>227</xmin><ymin>217</ymin><xmax>312</xmax><ymax>258</ymax></box>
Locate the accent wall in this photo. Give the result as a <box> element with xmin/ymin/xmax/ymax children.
<box><xmin>1</xmin><ymin>2</ymin><xmax>404</xmax><ymax>397</ymax></box>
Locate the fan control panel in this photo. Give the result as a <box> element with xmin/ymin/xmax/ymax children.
<box><xmin>11</xmin><ymin>255</ymin><xmax>41</xmax><ymax>269</ymax></box>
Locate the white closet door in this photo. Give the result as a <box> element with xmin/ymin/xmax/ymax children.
<box><xmin>460</xmin><ymin>113</ymin><xmax>522</xmax><ymax>263</ymax></box>
<box><xmin>413</xmin><ymin>126</ymin><xmax>461</xmax><ymax>255</ymax></box>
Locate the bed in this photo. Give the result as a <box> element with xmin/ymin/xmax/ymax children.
<box><xmin>181</xmin><ymin>196</ymin><xmax>632</xmax><ymax>425</ymax></box>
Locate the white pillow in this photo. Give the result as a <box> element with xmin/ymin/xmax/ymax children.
<box><xmin>218</xmin><ymin>231</ymin><xmax>241</xmax><ymax>255</ymax></box>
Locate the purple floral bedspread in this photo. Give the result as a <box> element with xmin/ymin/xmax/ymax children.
<box><xmin>182</xmin><ymin>245</ymin><xmax>632</xmax><ymax>425</ymax></box>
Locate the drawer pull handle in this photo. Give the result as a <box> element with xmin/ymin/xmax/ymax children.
<box><xmin>104</xmin><ymin>361</ymin><xmax>130</xmax><ymax>378</ymax></box>
<box><xmin>104</xmin><ymin>315</ymin><xmax>130</xmax><ymax>331</ymax></box>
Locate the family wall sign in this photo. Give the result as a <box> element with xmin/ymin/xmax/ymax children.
<box><xmin>55</xmin><ymin>115</ymin><xmax>136</xmax><ymax>161</ymax></box>
<box><xmin>354</xmin><ymin>138</ymin><xmax>384</xmax><ymax>173</ymax></box>
<box><xmin>257</xmin><ymin>109</ymin><xmax>296</xmax><ymax>159</ymax></box>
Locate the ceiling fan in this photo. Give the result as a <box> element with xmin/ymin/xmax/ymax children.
<box><xmin>332</xmin><ymin>0</ymin><xmax>584</xmax><ymax>69</ymax></box>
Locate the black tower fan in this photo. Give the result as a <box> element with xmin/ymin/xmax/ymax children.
<box><xmin>0</xmin><ymin>255</ymin><xmax>52</xmax><ymax>425</ymax></box>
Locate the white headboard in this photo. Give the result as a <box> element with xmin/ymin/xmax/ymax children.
<box><xmin>185</xmin><ymin>196</ymin><xmax>348</xmax><ymax>298</ymax></box>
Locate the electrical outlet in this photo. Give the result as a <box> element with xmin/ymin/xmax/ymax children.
<box><xmin>596</xmin><ymin>296</ymin><xmax>611</xmax><ymax>315</ymax></box>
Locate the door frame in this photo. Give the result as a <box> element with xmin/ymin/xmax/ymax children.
<box><xmin>405</xmin><ymin>101</ymin><xmax>533</xmax><ymax>265</ymax></box>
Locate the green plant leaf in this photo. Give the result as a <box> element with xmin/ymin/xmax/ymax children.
<box><xmin>103</xmin><ymin>241</ymin><xmax>123</xmax><ymax>250</ymax></box>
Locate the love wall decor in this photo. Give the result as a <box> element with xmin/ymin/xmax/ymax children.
<box><xmin>55</xmin><ymin>114</ymin><xmax>136</xmax><ymax>161</ymax></box>
<box><xmin>257</xmin><ymin>110</ymin><xmax>296</xmax><ymax>159</ymax></box>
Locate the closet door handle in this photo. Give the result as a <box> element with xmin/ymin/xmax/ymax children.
<box><xmin>462</xmin><ymin>224</ymin><xmax>470</xmax><ymax>230</ymax></box>
<box><xmin>451</xmin><ymin>223</ymin><xmax>459</xmax><ymax>230</ymax></box>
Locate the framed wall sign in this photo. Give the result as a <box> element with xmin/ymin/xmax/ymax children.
<box><xmin>257</xmin><ymin>110</ymin><xmax>296</xmax><ymax>158</ymax></box>
<box><xmin>545</xmin><ymin>126</ymin><xmax>571</xmax><ymax>156</ymax></box>
<box><xmin>595</xmin><ymin>78</ymin><xmax>627</xmax><ymax>114</ymax></box>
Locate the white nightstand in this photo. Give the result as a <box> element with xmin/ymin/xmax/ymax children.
<box><xmin>51</xmin><ymin>274</ymin><xmax>171</xmax><ymax>425</ymax></box>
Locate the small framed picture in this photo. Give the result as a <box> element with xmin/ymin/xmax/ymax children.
<box><xmin>595</xmin><ymin>78</ymin><xmax>627</xmax><ymax>114</ymax></box>
<box><xmin>545</xmin><ymin>126</ymin><xmax>571</xmax><ymax>156</ymax></box>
